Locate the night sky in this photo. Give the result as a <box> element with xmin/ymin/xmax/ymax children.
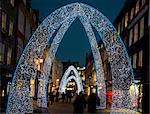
<box><xmin>31</xmin><ymin>0</ymin><xmax>126</xmax><ymax>67</ymax></box>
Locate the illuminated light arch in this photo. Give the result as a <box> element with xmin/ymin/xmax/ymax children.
<box><xmin>6</xmin><ymin>3</ymin><xmax>136</xmax><ymax>114</ymax></box>
<box><xmin>59</xmin><ymin>65</ymin><xmax>84</xmax><ymax>94</ymax></box>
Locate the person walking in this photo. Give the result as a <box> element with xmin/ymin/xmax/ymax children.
<box><xmin>55</xmin><ymin>91</ymin><xmax>59</xmax><ymax>102</ymax></box>
<box><xmin>73</xmin><ymin>91</ymin><xmax>86</xmax><ymax>114</ymax></box>
<box><xmin>49</xmin><ymin>91</ymin><xmax>54</xmax><ymax>105</ymax></box>
<box><xmin>87</xmin><ymin>93</ymin><xmax>100</xmax><ymax>113</ymax></box>
<box><xmin>61</xmin><ymin>92</ymin><xmax>65</xmax><ymax>103</ymax></box>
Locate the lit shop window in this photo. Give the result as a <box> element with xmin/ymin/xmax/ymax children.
<box><xmin>134</xmin><ymin>23</ymin><xmax>138</xmax><ymax>43</ymax></box>
<box><xmin>138</xmin><ymin>50</ymin><xmax>143</xmax><ymax>67</ymax></box>
<box><xmin>133</xmin><ymin>53</ymin><xmax>137</xmax><ymax>68</ymax></box>
<box><xmin>125</xmin><ymin>12</ymin><xmax>128</xmax><ymax>27</ymax></box>
<box><xmin>129</xmin><ymin>28</ymin><xmax>133</xmax><ymax>46</ymax></box>
<box><xmin>135</xmin><ymin>0</ymin><xmax>139</xmax><ymax>14</ymax></box>
<box><xmin>30</xmin><ymin>79</ymin><xmax>35</xmax><ymax>97</ymax></box>
<box><xmin>139</xmin><ymin>17</ymin><xmax>144</xmax><ymax>39</ymax></box>
<box><xmin>130</xmin><ymin>7</ymin><xmax>134</xmax><ymax>20</ymax></box>
<box><xmin>2</xmin><ymin>12</ymin><xmax>6</xmax><ymax>30</ymax></box>
<box><xmin>7</xmin><ymin>48</ymin><xmax>12</xmax><ymax>65</ymax></box>
<box><xmin>0</xmin><ymin>42</ymin><xmax>5</xmax><ymax>62</ymax></box>
<box><xmin>10</xmin><ymin>0</ymin><xmax>14</xmax><ymax>7</ymax></box>
<box><xmin>9</xmin><ymin>20</ymin><xmax>13</xmax><ymax>36</ymax></box>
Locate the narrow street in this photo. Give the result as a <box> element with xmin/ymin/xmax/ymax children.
<box><xmin>48</xmin><ymin>101</ymin><xmax>74</xmax><ymax>113</ymax></box>
<box><xmin>33</xmin><ymin>99</ymin><xmax>141</xmax><ymax>114</ymax></box>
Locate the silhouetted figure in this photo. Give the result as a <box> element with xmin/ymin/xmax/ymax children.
<box><xmin>87</xmin><ymin>93</ymin><xmax>100</xmax><ymax>113</ymax></box>
<box><xmin>73</xmin><ymin>91</ymin><xmax>86</xmax><ymax>114</ymax></box>
<box><xmin>49</xmin><ymin>91</ymin><xmax>54</xmax><ymax>105</ymax></box>
<box><xmin>62</xmin><ymin>92</ymin><xmax>65</xmax><ymax>103</ymax></box>
<box><xmin>55</xmin><ymin>91</ymin><xmax>59</xmax><ymax>102</ymax></box>
<box><xmin>68</xmin><ymin>93</ymin><xmax>72</xmax><ymax>103</ymax></box>
<box><xmin>66</xmin><ymin>91</ymin><xmax>72</xmax><ymax>103</ymax></box>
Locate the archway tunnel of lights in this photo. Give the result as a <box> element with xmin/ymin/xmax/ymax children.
<box><xmin>58</xmin><ymin>65</ymin><xmax>84</xmax><ymax>94</ymax></box>
<box><xmin>6</xmin><ymin>2</ymin><xmax>137</xmax><ymax>114</ymax></box>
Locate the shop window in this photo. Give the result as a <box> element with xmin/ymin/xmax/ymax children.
<box><xmin>133</xmin><ymin>53</ymin><xmax>137</xmax><ymax>68</ymax></box>
<box><xmin>130</xmin><ymin>7</ymin><xmax>134</xmax><ymax>20</ymax></box>
<box><xmin>125</xmin><ymin>12</ymin><xmax>128</xmax><ymax>27</ymax></box>
<box><xmin>129</xmin><ymin>28</ymin><xmax>133</xmax><ymax>46</ymax></box>
<box><xmin>138</xmin><ymin>50</ymin><xmax>143</xmax><ymax>67</ymax></box>
<box><xmin>9</xmin><ymin>20</ymin><xmax>13</xmax><ymax>36</ymax></box>
<box><xmin>2</xmin><ymin>12</ymin><xmax>7</xmax><ymax>30</ymax></box>
<box><xmin>7</xmin><ymin>48</ymin><xmax>12</xmax><ymax>65</ymax></box>
<box><xmin>134</xmin><ymin>23</ymin><xmax>138</xmax><ymax>43</ymax></box>
<box><xmin>30</xmin><ymin>79</ymin><xmax>35</xmax><ymax>97</ymax></box>
<box><xmin>10</xmin><ymin>0</ymin><xmax>14</xmax><ymax>7</ymax></box>
<box><xmin>135</xmin><ymin>0</ymin><xmax>139</xmax><ymax>14</ymax></box>
<box><xmin>0</xmin><ymin>42</ymin><xmax>5</xmax><ymax>62</ymax></box>
<box><xmin>139</xmin><ymin>17</ymin><xmax>144</xmax><ymax>39</ymax></box>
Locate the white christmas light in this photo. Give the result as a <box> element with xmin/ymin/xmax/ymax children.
<box><xmin>6</xmin><ymin>3</ymin><xmax>136</xmax><ymax>114</ymax></box>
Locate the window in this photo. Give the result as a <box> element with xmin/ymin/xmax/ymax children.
<box><xmin>125</xmin><ymin>12</ymin><xmax>128</xmax><ymax>27</ymax></box>
<box><xmin>129</xmin><ymin>29</ymin><xmax>133</xmax><ymax>46</ymax></box>
<box><xmin>18</xmin><ymin>8</ymin><xmax>25</xmax><ymax>34</ymax></box>
<box><xmin>7</xmin><ymin>48</ymin><xmax>12</xmax><ymax>65</ymax></box>
<box><xmin>140</xmin><ymin>17</ymin><xmax>144</xmax><ymax>38</ymax></box>
<box><xmin>23</xmin><ymin>0</ymin><xmax>26</xmax><ymax>6</ymax></box>
<box><xmin>25</xmin><ymin>18</ymin><xmax>31</xmax><ymax>40</ymax></box>
<box><xmin>141</xmin><ymin>0</ymin><xmax>146</xmax><ymax>7</ymax></box>
<box><xmin>134</xmin><ymin>23</ymin><xmax>138</xmax><ymax>43</ymax></box>
<box><xmin>121</xmin><ymin>17</ymin><xmax>124</xmax><ymax>32</ymax></box>
<box><xmin>0</xmin><ymin>42</ymin><xmax>5</xmax><ymax>62</ymax></box>
<box><xmin>138</xmin><ymin>50</ymin><xmax>143</xmax><ymax>67</ymax></box>
<box><xmin>2</xmin><ymin>12</ymin><xmax>6</xmax><ymax>30</ymax></box>
<box><xmin>118</xmin><ymin>22</ymin><xmax>121</xmax><ymax>34</ymax></box>
<box><xmin>135</xmin><ymin>0</ymin><xmax>139</xmax><ymax>14</ymax></box>
<box><xmin>17</xmin><ymin>38</ymin><xmax>23</xmax><ymax>61</ymax></box>
<box><xmin>10</xmin><ymin>0</ymin><xmax>14</xmax><ymax>7</ymax></box>
<box><xmin>9</xmin><ymin>20</ymin><xmax>13</xmax><ymax>36</ymax></box>
<box><xmin>130</xmin><ymin>7</ymin><xmax>134</xmax><ymax>20</ymax></box>
<box><xmin>133</xmin><ymin>53</ymin><xmax>137</xmax><ymax>68</ymax></box>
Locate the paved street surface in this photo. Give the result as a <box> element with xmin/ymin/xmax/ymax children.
<box><xmin>33</xmin><ymin>99</ymin><xmax>142</xmax><ymax>114</ymax></box>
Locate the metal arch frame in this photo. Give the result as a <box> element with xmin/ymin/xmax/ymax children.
<box><xmin>6</xmin><ymin>3</ymin><xmax>136</xmax><ymax>114</ymax></box>
<box><xmin>59</xmin><ymin>65</ymin><xmax>84</xmax><ymax>94</ymax></box>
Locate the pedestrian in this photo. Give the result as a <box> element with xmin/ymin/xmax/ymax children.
<box><xmin>62</xmin><ymin>92</ymin><xmax>65</xmax><ymax>103</ymax></box>
<box><xmin>87</xmin><ymin>93</ymin><xmax>100</xmax><ymax>113</ymax></box>
<box><xmin>55</xmin><ymin>91</ymin><xmax>59</xmax><ymax>102</ymax></box>
<box><xmin>49</xmin><ymin>91</ymin><xmax>54</xmax><ymax>105</ymax></box>
<box><xmin>73</xmin><ymin>91</ymin><xmax>86</xmax><ymax>114</ymax></box>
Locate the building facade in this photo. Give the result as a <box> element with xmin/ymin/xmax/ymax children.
<box><xmin>51</xmin><ymin>58</ymin><xmax>63</xmax><ymax>93</ymax></box>
<box><xmin>85</xmin><ymin>53</ymin><xmax>96</xmax><ymax>95</ymax></box>
<box><xmin>85</xmin><ymin>43</ymin><xmax>112</xmax><ymax>109</ymax></box>
<box><xmin>113</xmin><ymin>0</ymin><xmax>149</xmax><ymax>113</ymax></box>
<box><xmin>0</xmin><ymin>0</ymin><xmax>39</xmax><ymax>112</ymax></box>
